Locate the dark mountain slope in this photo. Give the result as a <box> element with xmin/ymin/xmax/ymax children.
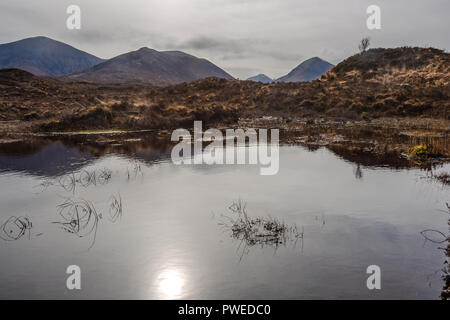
<box><xmin>277</xmin><ymin>57</ymin><xmax>334</xmax><ymax>82</ymax></box>
<box><xmin>247</xmin><ymin>74</ymin><xmax>273</xmax><ymax>83</ymax></box>
<box><xmin>0</xmin><ymin>36</ymin><xmax>103</xmax><ymax>76</ymax></box>
<box><xmin>67</xmin><ymin>47</ymin><xmax>234</xmax><ymax>85</ymax></box>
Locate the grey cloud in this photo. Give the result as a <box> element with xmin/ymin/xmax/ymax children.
<box><xmin>0</xmin><ymin>0</ymin><xmax>449</xmax><ymax>79</ymax></box>
<box><xmin>175</xmin><ymin>36</ymin><xmax>249</xmax><ymax>55</ymax></box>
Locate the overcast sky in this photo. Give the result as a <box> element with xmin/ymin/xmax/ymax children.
<box><xmin>0</xmin><ymin>0</ymin><xmax>448</xmax><ymax>79</ymax></box>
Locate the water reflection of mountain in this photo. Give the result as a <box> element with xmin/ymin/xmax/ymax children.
<box><xmin>0</xmin><ymin>130</ymin><xmax>437</xmax><ymax>177</ymax></box>
<box><xmin>0</xmin><ymin>141</ymin><xmax>95</xmax><ymax>176</ymax></box>
<box><xmin>0</xmin><ymin>134</ymin><xmax>172</xmax><ymax>177</ymax></box>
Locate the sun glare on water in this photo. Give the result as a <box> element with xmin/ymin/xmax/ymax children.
<box><xmin>157</xmin><ymin>269</ymin><xmax>185</xmax><ymax>299</ymax></box>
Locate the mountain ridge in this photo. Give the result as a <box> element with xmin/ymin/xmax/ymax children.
<box><xmin>0</xmin><ymin>36</ymin><xmax>104</xmax><ymax>77</ymax></box>
<box><xmin>277</xmin><ymin>57</ymin><xmax>334</xmax><ymax>82</ymax></box>
<box><xmin>247</xmin><ymin>74</ymin><xmax>273</xmax><ymax>83</ymax></box>
<box><xmin>67</xmin><ymin>46</ymin><xmax>234</xmax><ymax>85</ymax></box>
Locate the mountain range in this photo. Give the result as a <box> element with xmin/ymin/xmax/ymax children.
<box><xmin>247</xmin><ymin>57</ymin><xmax>334</xmax><ymax>83</ymax></box>
<box><xmin>0</xmin><ymin>36</ymin><xmax>334</xmax><ymax>85</ymax></box>
<box><xmin>0</xmin><ymin>36</ymin><xmax>103</xmax><ymax>77</ymax></box>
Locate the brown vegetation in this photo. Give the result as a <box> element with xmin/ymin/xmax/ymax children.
<box><xmin>0</xmin><ymin>47</ymin><xmax>448</xmax><ymax>134</ymax></box>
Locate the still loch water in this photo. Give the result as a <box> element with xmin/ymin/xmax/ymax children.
<box><xmin>0</xmin><ymin>134</ymin><xmax>448</xmax><ymax>299</ymax></box>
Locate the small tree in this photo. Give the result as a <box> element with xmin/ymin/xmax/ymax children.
<box><xmin>358</xmin><ymin>37</ymin><xmax>370</xmax><ymax>53</ymax></box>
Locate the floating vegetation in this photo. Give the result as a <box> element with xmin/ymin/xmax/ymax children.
<box><xmin>435</xmin><ymin>172</ymin><xmax>450</xmax><ymax>186</ymax></box>
<box><xmin>97</xmin><ymin>168</ymin><xmax>112</xmax><ymax>184</ymax></box>
<box><xmin>36</xmin><ymin>168</ymin><xmax>113</xmax><ymax>193</ymax></box>
<box><xmin>442</xmin><ymin>203</ymin><xmax>450</xmax><ymax>300</ymax></box>
<box><xmin>420</xmin><ymin>203</ymin><xmax>449</xmax><ymax>244</ymax></box>
<box><xmin>38</xmin><ymin>179</ymin><xmax>54</xmax><ymax>191</ymax></box>
<box><xmin>422</xmin><ymin>170</ymin><xmax>450</xmax><ymax>187</ymax></box>
<box><xmin>0</xmin><ymin>216</ymin><xmax>32</xmax><ymax>241</ymax></box>
<box><xmin>442</xmin><ymin>243</ymin><xmax>450</xmax><ymax>300</ymax></box>
<box><xmin>126</xmin><ymin>160</ymin><xmax>144</xmax><ymax>181</ymax></box>
<box><xmin>420</xmin><ymin>203</ymin><xmax>450</xmax><ymax>300</ymax></box>
<box><xmin>54</xmin><ymin>198</ymin><xmax>101</xmax><ymax>249</ymax></box>
<box><xmin>420</xmin><ymin>229</ymin><xmax>448</xmax><ymax>244</ymax></box>
<box><xmin>220</xmin><ymin>200</ymin><xmax>303</xmax><ymax>259</ymax></box>
<box><xmin>108</xmin><ymin>193</ymin><xmax>123</xmax><ymax>223</ymax></box>
<box><xmin>58</xmin><ymin>173</ymin><xmax>77</xmax><ymax>193</ymax></box>
<box><xmin>52</xmin><ymin>193</ymin><xmax>125</xmax><ymax>248</ymax></box>
<box><xmin>78</xmin><ymin>170</ymin><xmax>97</xmax><ymax>187</ymax></box>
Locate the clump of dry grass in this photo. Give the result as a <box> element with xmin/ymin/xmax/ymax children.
<box><xmin>97</xmin><ymin>168</ymin><xmax>112</xmax><ymax>184</ymax></box>
<box><xmin>108</xmin><ymin>193</ymin><xmax>123</xmax><ymax>223</ymax></box>
<box><xmin>54</xmin><ymin>198</ymin><xmax>101</xmax><ymax>248</ymax></box>
<box><xmin>0</xmin><ymin>216</ymin><xmax>32</xmax><ymax>241</ymax></box>
<box><xmin>126</xmin><ymin>160</ymin><xmax>143</xmax><ymax>180</ymax></box>
<box><xmin>441</xmin><ymin>203</ymin><xmax>450</xmax><ymax>300</ymax></box>
<box><xmin>220</xmin><ymin>200</ymin><xmax>303</xmax><ymax>249</ymax></box>
<box><xmin>419</xmin><ymin>203</ymin><xmax>450</xmax><ymax>300</ymax></box>
<box><xmin>37</xmin><ymin>168</ymin><xmax>113</xmax><ymax>193</ymax></box>
<box><xmin>53</xmin><ymin>192</ymin><xmax>124</xmax><ymax>249</ymax></box>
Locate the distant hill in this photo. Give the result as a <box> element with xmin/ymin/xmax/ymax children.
<box><xmin>277</xmin><ymin>57</ymin><xmax>334</xmax><ymax>82</ymax></box>
<box><xmin>67</xmin><ymin>47</ymin><xmax>234</xmax><ymax>85</ymax></box>
<box><xmin>247</xmin><ymin>74</ymin><xmax>273</xmax><ymax>83</ymax></box>
<box><xmin>330</xmin><ymin>47</ymin><xmax>449</xmax><ymax>80</ymax></box>
<box><xmin>0</xmin><ymin>36</ymin><xmax>104</xmax><ymax>77</ymax></box>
